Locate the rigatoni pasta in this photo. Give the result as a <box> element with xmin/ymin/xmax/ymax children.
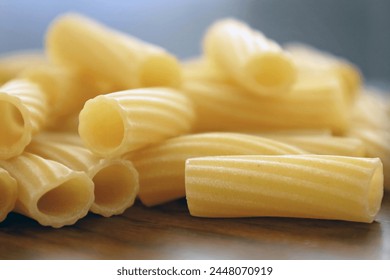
<box><xmin>27</xmin><ymin>132</ymin><xmax>139</xmax><ymax>217</ymax></box>
<box><xmin>0</xmin><ymin>153</ymin><xmax>94</xmax><ymax>228</ymax></box>
<box><xmin>0</xmin><ymin>79</ymin><xmax>48</xmax><ymax>159</ymax></box>
<box><xmin>126</xmin><ymin>132</ymin><xmax>305</xmax><ymax>206</ymax></box>
<box><xmin>183</xmin><ymin>76</ymin><xmax>349</xmax><ymax>134</ymax></box>
<box><xmin>185</xmin><ymin>155</ymin><xmax>383</xmax><ymax>223</ymax></box>
<box><xmin>0</xmin><ymin>168</ymin><xmax>18</xmax><ymax>222</ymax></box>
<box><xmin>79</xmin><ymin>87</ymin><xmax>195</xmax><ymax>158</ymax></box>
<box><xmin>203</xmin><ymin>18</ymin><xmax>296</xmax><ymax>96</ymax></box>
<box><xmin>46</xmin><ymin>13</ymin><xmax>181</xmax><ymax>89</ymax></box>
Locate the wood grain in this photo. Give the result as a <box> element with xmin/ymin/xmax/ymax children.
<box><xmin>0</xmin><ymin>194</ymin><xmax>389</xmax><ymax>259</ymax></box>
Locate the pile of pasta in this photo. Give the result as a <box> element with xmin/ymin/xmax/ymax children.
<box><xmin>0</xmin><ymin>14</ymin><xmax>389</xmax><ymax>227</ymax></box>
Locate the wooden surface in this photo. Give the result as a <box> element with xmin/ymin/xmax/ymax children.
<box><xmin>0</xmin><ymin>193</ymin><xmax>389</xmax><ymax>260</ymax></box>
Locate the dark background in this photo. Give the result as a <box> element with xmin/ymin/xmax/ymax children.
<box><xmin>1</xmin><ymin>0</ymin><xmax>389</xmax><ymax>85</ymax></box>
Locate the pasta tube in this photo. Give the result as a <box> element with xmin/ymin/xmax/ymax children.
<box><xmin>46</xmin><ymin>13</ymin><xmax>181</xmax><ymax>89</ymax></box>
<box><xmin>183</xmin><ymin>77</ymin><xmax>349</xmax><ymax>134</ymax></box>
<box><xmin>0</xmin><ymin>168</ymin><xmax>17</xmax><ymax>222</ymax></box>
<box><xmin>0</xmin><ymin>153</ymin><xmax>94</xmax><ymax>228</ymax></box>
<box><xmin>203</xmin><ymin>18</ymin><xmax>296</xmax><ymax>96</ymax></box>
<box><xmin>0</xmin><ymin>79</ymin><xmax>48</xmax><ymax>159</ymax></box>
<box><xmin>185</xmin><ymin>155</ymin><xmax>383</xmax><ymax>223</ymax></box>
<box><xmin>125</xmin><ymin>132</ymin><xmax>305</xmax><ymax>206</ymax></box>
<box><xmin>79</xmin><ymin>87</ymin><xmax>195</xmax><ymax>158</ymax></box>
<box><xmin>0</xmin><ymin>50</ymin><xmax>47</xmax><ymax>85</ymax></box>
<box><xmin>286</xmin><ymin>43</ymin><xmax>362</xmax><ymax>101</ymax></box>
<box><xmin>27</xmin><ymin>132</ymin><xmax>139</xmax><ymax>217</ymax></box>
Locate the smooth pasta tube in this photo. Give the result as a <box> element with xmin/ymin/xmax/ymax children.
<box><xmin>46</xmin><ymin>13</ymin><xmax>181</xmax><ymax>89</ymax></box>
<box><xmin>183</xmin><ymin>77</ymin><xmax>349</xmax><ymax>134</ymax></box>
<box><xmin>0</xmin><ymin>153</ymin><xmax>94</xmax><ymax>228</ymax></box>
<box><xmin>27</xmin><ymin>132</ymin><xmax>139</xmax><ymax>217</ymax></box>
<box><xmin>126</xmin><ymin>132</ymin><xmax>305</xmax><ymax>206</ymax></box>
<box><xmin>203</xmin><ymin>18</ymin><xmax>296</xmax><ymax>96</ymax></box>
<box><xmin>286</xmin><ymin>43</ymin><xmax>362</xmax><ymax>101</ymax></box>
<box><xmin>185</xmin><ymin>155</ymin><xmax>383</xmax><ymax>223</ymax></box>
<box><xmin>79</xmin><ymin>87</ymin><xmax>195</xmax><ymax>158</ymax></box>
<box><xmin>259</xmin><ymin>135</ymin><xmax>366</xmax><ymax>157</ymax></box>
<box><xmin>0</xmin><ymin>50</ymin><xmax>47</xmax><ymax>85</ymax></box>
<box><xmin>0</xmin><ymin>168</ymin><xmax>18</xmax><ymax>222</ymax></box>
<box><xmin>0</xmin><ymin>79</ymin><xmax>48</xmax><ymax>159</ymax></box>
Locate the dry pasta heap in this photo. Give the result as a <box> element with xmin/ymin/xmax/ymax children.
<box><xmin>0</xmin><ymin>14</ymin><xmax>388</xmax><ymax>227</ymax></box>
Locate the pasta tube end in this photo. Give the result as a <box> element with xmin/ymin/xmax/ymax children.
<box><xmin>79</xmin><ymin>96</ymin><xmax>125</xmax><ymax>157</ymax></box>
<box><xmin>35</xmin><ymin>173</ymin><xmax>94</xmax><ymax>228</ymax></box>
<box><xmin>90</xmin><ymin>160</ymin><xmax>139</xmax><ymax>217</ymax></box>
<box><xmin>244</xmin><ymin>52</ymin><xmax>296</xmax><ymax>95</ymax></box>
<box><xmin>367</xmin><ymin>158</ymin><xmax>384</xmax><ymax>222</ymax></box>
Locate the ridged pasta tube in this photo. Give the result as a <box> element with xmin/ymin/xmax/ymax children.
<box><xmin>126</xmin><ymin>132</ymin><xmax>305</xmax><ymax>206</ymax></box>
<box><xmin>0</xmin><ymin>168</ymin><xmax>17</xmax><ymax>222</ymax></box>
<box><xmin>185</xmin><ymin>155</ymin><xmax>383</xmax><ymax>223</ymax></box>
<box><xmin>183</xmin><ymin>77</ymin><xmax>349</xmax><ymax>134</ymax></box>
<box><xmin>79</xmin><ymin>87</ymin><xmax>195</xmax><ymax>158</ymax></box>
<box><xmin>348</xmin><ymin>127</ymin><xmax>390</xmax><ymax>190</ymax></box>
<box><xmin>27</xmin><ymin>132</ymin><xmax>139</xmax><ymax>217</ymax></box>
<box><xmin>203</xmin><ymin>18</ymin><xmax>296</xmax><ymax>96</ymax></box>
<box><xmin>0</xmin><ymin>153</ymin><xmax>94</xmax><ymax>228</ymax></box>
<box><xmin>0</xmin><ymin>79</ymin><xmax>48</xmax><ymax>159</ymax></box>
<box><xmin>46</xmin><ymin>13</ymin><xmax>181</xmax><ymax>89</ymax></box>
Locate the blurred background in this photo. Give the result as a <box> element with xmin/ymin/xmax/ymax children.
<box><xmin>0</xmin><ymin>0</ymin><xmax>389</xmax><ymax>85</ymax></box>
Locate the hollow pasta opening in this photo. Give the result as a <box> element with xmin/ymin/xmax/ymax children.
<box><xmin>79</xmin><ymin>98</ymin><xmax>124</xmax><ymax>155</ymax></box>
<box><xmin>93</xmin><ymin>163</ymin><xmax>137</xmax><ymax>210</ymax></box>
<box><xmin>367</xmin><ymin>162</ymin><xmax>384</xmax><ymax>218</ymax></box>
<box><xmin>37</xmin><ymin>177</ymin><xmax>92</xmax><ymax>217</ymax></box>
<box><xmin>139</xmin><ymin>54</ymin><xmax>181</xmax><ymax>88</ymax></box>
<box><xmin>0</xmin><ymin>100</ymin><xmax>25</xmax><ymax>153</ymax></box>
<box><xmin>245</xmin><ymin>53</ymin><xmax>296</xmax><ymax>91</ymax></box>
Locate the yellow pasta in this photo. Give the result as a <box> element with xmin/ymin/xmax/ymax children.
<box><xmin>0</xmin><ymin>79</ymin><xmax>48</xmax><ymax>159</ymax></box>
<box><xmin>21</xmin><ymin>64</ymin><xmax>109</xmax><ymax>123</ymax></box>
<box><xmin>185</xmin><ymin>155</ymin><xmax>383</xmax><ymax>223</ymax></box>
<box><xmin>46</xmin><ymin>13</ymin><xmax>181</xmax><ymax>89</ymax></box>
<box><xmin>0</xmin><ymin>50</ymin><xmax>47</xmax><ymax>85</ymax></box>
<box><xmin>203</xmin><ymin>18</ymin><xmax>296</xmax><ymax>96</ymax></box>
<box><xmin>259</xmin><ymin>135</ymin><xmax>366</xmax><ymax>157</ymax></box>
<box><xmin>183</xmin><ymin>76</ymin><xmax>349</xmax><ymax>134</ymax></box>
<box><xmin>27</xmin><ymin>132</ymin><xmax>139</xmax><ymax>217</ymax></box>
<box><xmin>348</xmin><ymin>127</ymin><xmax>390</xmax><ymax>189</ymax></box>
<box><xmin>125</xmin><ymin>132</ymin><xmax>305</xmax><ymax>206</ymax></box>
<box><xmin>286</xmin><ymin>43</ymin><xmax>362</xmax><ymax>101</ymax></box>
<box><xmin>0</xmin><ymin>153</ymin><xmax>94</xmax><ymax>228</ymax></box>
<box><xmin>79</xmin><ymin>87</ymin><xmax>195</xmax><ymax>158</ymax></box>
<box><xmin>0</xmin><ymin>168</ymin><xmax>18</xmax><ymax>222</ymax></box>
